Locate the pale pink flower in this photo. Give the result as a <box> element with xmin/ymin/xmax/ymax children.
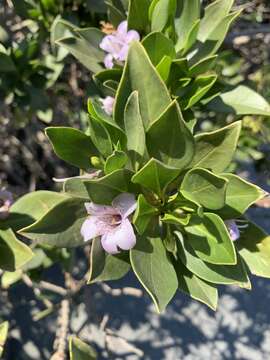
<box><xmin>81</xmin><ymin>193</ymin><xmax>137</xmax><ymax>254</ymax></box>
<box><xmin>100</xmin><ymin>96</ymin><xmax>115</xmax><ymax>116</ymax></box>
<box><xmin>0</xmin><ymin>189</ymin><xmax>13</xmax><ymax>220</ymax></box>
<box><xmin>99</xmin><ymin>21</ymin><xmax>140</xmax><ymax>69</ymax></box>
<box><xmin>225</xmin><ymin>220</ymin><xmax>240</xmax><ymax>241</ymax></box>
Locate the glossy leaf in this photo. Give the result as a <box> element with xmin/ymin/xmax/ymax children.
<box><xmin>88</xmin><ymin>116</ymin><xmax>112</xmax><ymax>157</ymax></box>
<box><xmin>218</xmin><ymin>174</ymin><xmax>265</xmax><ymax>218</ymax></box>
<box><xmin>132</xmin><ymin>158</ymin><xmax>180</xmax><ymax>198</ymax></box>
<box><xmin>0</xmin><ymin>229</ymin><xmax>33</xmax><ymax>271</ymax></box>
<box><xmin>19</xmin><ymin>197</ymin><xmax>87</xmax><ymax>248</ymax></box>
<box><xmin>64</xmin><ymin>178</ymin><xmax>90</xmax><ymax>199</ymax></box>
<box><xmin>189</xmin><ymin>55</ymin><xmax>218</xmax><ymax>77</ymax></box>
<box><xmin>114</xmin><ymin>41</ymin><xmax>171</xmax><ymax>129</ymax></box>
<box><xmin>174</xmin><ymin>259</ymin><xmax>218</xmax><ymax>310</ymax></box>
<box><xmin>185</xmin><ymin>213</ymin><xmax>236</xmax><ymax>265</ymax></box>
<box><xmin>69</xmin><ymin>336</ymin><xmax>97</xmax><ymax>360</ymax></box>
<box><xmin>130</xmin><ymin>236</ymin><xmax>178</xmax><ymax>312</ymax></box>
<box><xmin>178</xmin><ymin>75</ymin><xmax>217</xmax><ymax>110</ymax></box>
<box><xmin>181</xmin><ymin>168</ymin><xmax>228</xmax><ymax>210</ymax></box>
<box><xmin>151</xmin><ymin>0</ymin><xmax>176</xmax><ymax>32</ymax></box>
<box><xmin>238</xmin><ymin>222</ymin><xmax>270</xmax><ymax>278</ymax></box>
<box><xmin>46</xmin><ymin>127</ymin><xmax>97</xmax><ymax>170</ymax></box>
<box><xmin>191</xmin><ymin>10</ymin><xmax>241</xmax><ymax>63</ymax></box>
<box><xmin>133</xmin><ymin>194</ymin><xmax>158</xmax><ymax>235</ymax></box>
<box><xmin>146</xmin><ymin>101</ymin><xmax>195</xmax><ymax>169</ymax></box>
<box><xmin>156</xmin><ymin>55</ymin><xmax>172</xmax><ymax>82</ymax></box>
<box><xmin>84</xmin><ymin>169</ymin><xmax>134</xmax><ymax>204</ymax></box>
<box><xmin>175</xmin><ymin>0</ymin><xmax>200</xmax><ymax>52</ymax></box>
<box><xmin>142</xmin><ymin>32</ymin><xmax>176</xmax><ymax>66</ymax></box>
<box><xmin>208</xmin><ymin>85</ymin><xmax>270</xmax><ymax>117</ymax></box>
<box><xmin>5</xmin><ymin>191</ymin><xmax>68</xmax><ymax>231</ymax></box>
<box><xmin>124</xmin><ymin>91</ymin><xmax>146</xmax><ymax>167</ymax></box>
<box><xmin>197</xmin><ymin>0</ymin><xmax>234</xmax><ymax>42</ymax></box>
<box><xmin>88</xmin><ymin>238</ymin><xmax>130</xmax><ymax>283</ymax></box>
<box><xmin>176</xmin><ymin>232</ymin><xmax>250</xmax><ymax>286</ymax></box>
<box><xmin>104</xmin><ymin>150</ymin><xmax>128</xmax><ymax>174</ymax></box>
<box><xmin>128</xmin><ymin>0</ymin><xmax>150</xmax><ymax>31</ymax></box>
<box><xmin>56</xmin><ymin>29</ymin><xmax>104</xmax><ymax>73</ymax></box>
<box><xmin>191</xmin><ymin>121</ymin><xmax>242</xmax><ymax>173</ymax></box>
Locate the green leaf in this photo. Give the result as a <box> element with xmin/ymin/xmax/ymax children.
<box><xmin>197</xmin><ymin>0</ymin><xmax>234</xmax><ymax>42</ymax></box>
<box><xmin>104</xmin><ymin>150</ymin><xmax>128</xmax><ymax>174</ymax></box>
<box><xmin>69</xmin><ymin>336</ymin><xmax>97</xmax><ymax>360</ymax></box>
<box><xmin>185</xmin><ymin>213</ymin><xmax>236</xmax><ymax>265</ymax></box>
<box><xmin>0</xmin><ymin>53</ymin><xmax>16</xmax><ymax>72</ymax></box>
<box><xmin>190</xmin><ymin>121</ymin><xmax>242</xmax><ymax>173</ymax></box>
<box><xmin>0</xmin><ymin>321</ymin><xmax>9</xmax><ymax>357</ymax></box>
<box><xmin>93</xmin><ymin>68</ymin><xmax>122</xmax><ymax>93</ymax></box>
<box><xmin>133</xmin><ymin>194</ymin><xmax>158</xmax><ymax>235</ymax></box>
<box><xmin>178</xmin><ymin>74</ymin><xmax>217</xmax><ymax>110</ymax></box>
<box><xmin>130</xmin><ymin>236</ymin><xmax>178</xmax><ymax>312</ymax></box>
<box><xmin>46</xmin><ymin>127</ymin><xmax>97</xmax><ymax>170</ymax></box>
<box><xmin>128</xmin><ymin>0</ymin><xmax>150</xmax><ymax>31</ymax></box>
<box><xmin>162</xmin><ymin>213</ymin><xmax>191</xmax><ymax>227</ymax></box>
<box><xmin>156</xmin><ymin>55</ymin><xmax>172</xmax><ymax>82</ymax></box>
<box><xmin>208</xmin><ymin>85</ymin><xmax>270</xmax><ymax>117</ymax></box>
<box><xmin>19</xmin><ymin>197</ymin><xmax>86</xmax><ymax>248</ymax></box>
<box><xmin>218</xmin><ymin>174</ymin><xmax>265</xmax><ymax>218</ymax></box>
<box><xmin>142</xmin><ymin>32</ymin><xmax>176</xmax><ymax>66</ymax></box>
<box><xmin>191</xmin><ymin>10</ymin><xmax>241</xmax><ymax>63</ymax></box>
<box><xmin>174</xmin><ymin>0</ymin><xmax>200</xmax><ymax>52</ymax></box>
<box><xmin>238</xmin><ymin>222</ymin><xmax>270</xmax><ymax>278</ymax></box>
<box><xmin>180</xmin><ymin>168</ymin><xmax>228</xmax><ymax>210</ymax></box>
<box><xmin>107</xmin><ymin>2</ymin><xmax>126</xmax><ymax>27</ymax></box>
<box><xmin>151</xmin><ymin>0</ymin><xmax>176</xmax><ymax>32</ymax></box>
<box><xmin>88</xmin><ymin>238</ymin><xmax>130</xmax><ymax>283</ymax></box>
<box><xmin>88</xmin><ymin>98</ymin><xmax>125</xmax><ymax>145</ymax></box>
<box><xmin>114</xmin><ymin>41</ymin><xmax>171</xmax><ymax>129</ymax></box>
<box><xmin>132</xmin><ymin>158</ymin><xmax>180</xmax><ymax>198</ymax></box>
<box><xmin>181</xmin><ymin>19</ymin><xmax>200</xmax><ymax>54</ymax></box>
<box><xmin>174</xmin><ymin>259</ymin><xmax>218</xmax><ymax>310</ymax></box>
<box><xmin>4</xmin><ymin>191</ymin><xmax>68</xmax><ymax>231</ymax></box>
<box><xmin>124</xmin><ymin>91</ymin><xmax>146</xmax><ymax>167</ymax></box>
<box><xmin>175</xmin><ymin>231</ymin><xmax>250</xmax><ymax>286</ymax></box>
<box><xmin>84</xmin><ymin>169</ymin><xmax>134</xmax><ymax>204</ymax></box>
<box><xmin>56</xmin><ymin>29</ymin><xmax>104</xmax><ymax>73</ymax></box>
<box><xmin>0</xmin><ymin>229</ymin><xmax>33</xmax><ymax>271</ymax></box>
<box><xmin>189</xmin><ymin>55</ymin><xmax>218</xmax><ymax>77</ymax></box>
<box><xmin>88</xmin><ymin>116</ymin><xmax>112</xmax><ymax>157</ymax></box>
<box><xmin>64</xmin><ymin>178</ymin><xmax>90</xmax><ymax>199</ymax></box>
<box><xmin>146</xmin><ymin>101</ymin><xmax>195</xmax><ymax>169</ymax></box>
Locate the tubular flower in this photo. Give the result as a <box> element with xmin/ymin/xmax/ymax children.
<box><xmin>100</xmin><ymin>96</ymin><xmax>115</xmax><ymax>116</ymax></box>
<box><xmin>99</xmin><ymin>21</ymin><xmax>140</xmax><ymax>69</ymax></box>
<box><xmin>81</xmin><ymin>193</ymin><xmax>137</xmax><ymax>254</ymax></box>
<box><xmin>0</xmin><ymin>189</ymin><xmax>13</xmax><ymax>220</ymax></box>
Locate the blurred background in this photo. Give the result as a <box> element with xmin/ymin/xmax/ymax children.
<box><xmin>0</xmin><ymin>0</ymin><xmax>270</xmax><ymax>359</ymax></box>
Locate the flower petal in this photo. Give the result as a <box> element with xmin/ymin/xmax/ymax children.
<box><xmin>117</xmin><ymin>44</ymin><xmax>129</xmax><ymax>61</ymax></box>
<box><xmin>112</xmin><ymin>193</ymin><xmax>137</xmax><ymax>219</ymax></box>
<box><xmin>100</xmin><ymin>96</ymin><xmax>115</xmax><ymax>116</ymax></box>
<box><xmin>84</xmin><ymin>202</ymin><xmax>117</xmax><ymax>216</ymax></box>
<box><xmin>126</xmin><ymin>30</ymin><xmax>140</xmax><ymax>43</ymax></box>
<box><xmin>101</xmin><ymin>233</ymin><xmax>120</xmax><ymax>254</ymax></box>
<box><xmin>104</xmin><ymin>53</ymin><xmax>114</xmax><ymax>69</ymax></box>
<box><xmin>117</xmin><ymin>21</ymin><xmax>128</xmax><ymax>35</ymax></box>
<box><xmin>103</xmin><ymin>218</ymin><xmax>136</xmax><ymax>253</ymax></box>
<box><xmin>80</xmin><ymin>216</ymin><xmax>111</xmax><ymax>242</ymax></box>
<box><xmin>225</xmin><ymin>220</ymin><xmax>240</xmax><ymax>241</ymax></box>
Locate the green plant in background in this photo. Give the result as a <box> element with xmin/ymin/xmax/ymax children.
<box><xmin>0</xmin><ymin>0</ymin><xmax>107</xmax><ymax>124</ymax></box>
